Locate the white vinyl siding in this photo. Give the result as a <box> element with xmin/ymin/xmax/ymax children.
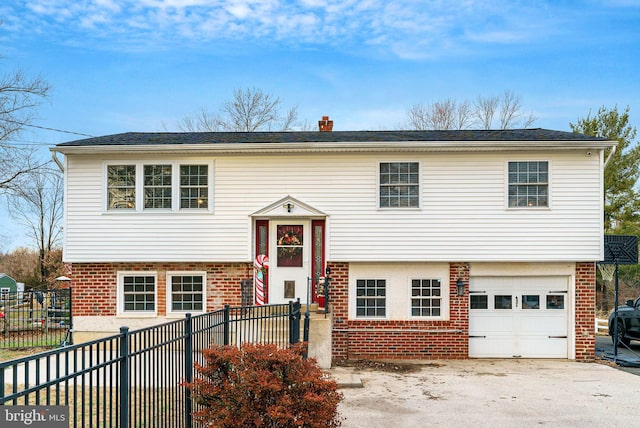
<box><xmin>64</xmin><ymin>151</ymin><xmax>603</xmax><ymax>263</ymax></box>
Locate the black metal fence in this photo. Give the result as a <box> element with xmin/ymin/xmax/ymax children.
<box><xmin>0</xmin><ymin>300</ymin><xmax>306</xmax><ymax>427</ymax></box>
<box><xmin>0</xmin><ymin>289</ymin><xmax>72</xmax><ymax>349</ymax></box>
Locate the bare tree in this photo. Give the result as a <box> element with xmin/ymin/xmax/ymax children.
<box><xmin>179</xmin><ymin>108</ymin><xmax>223</xmax><ymax>132</ymax></box>
<box><xmin>406</xmin><ymin>103</ymin><xmax>431</xmax><ymax>130</ymax></box>
<box><xmin>407</xmin><ymin>91</ymin><xmax>536</xmax><ymax>131</ymax></box>
<box><xmin>455</xmin><ymin>100</ymin><xmax>474</xmax><ymax>130</ymax></box>
<box><xmin>431</xmin><ymin>99</ymin><xmax>456</xmax><ymax>130</ymax></box>
<box><xmin>497</xmin><ymin>90</ymin><xmax>539</xmax><ymax>129</ymax></box>
<box><xmin>8</xmin><ymin>170</ymin><xmax>63</xmax><ymax>286</ymax></box>
<box><xmin>0</xmin><ymin>247</ymin><xmax>40</xmax><ymax>287</ymax></box>
<box><xmin>0</xmin><ymin>67</ymin><xmax>51</xmax><ymax>192</ymax></box>
<box><xmin>406</xmin><ymin>99</ymin><xmax>473</xmax><ymax>130</ymax></box>
<box><xmin>474</xmin><ymin>95</ymin><xmax>499</xmax><ymax>130</ymax></box>
<box><xmin>179</xmin><ymin>87</ymin><xmax>299</xmax><ymax>132</ymax></box>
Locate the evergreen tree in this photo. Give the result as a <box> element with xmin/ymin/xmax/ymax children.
<box><xmin>570</xmin><ymin>106</ymin><xmax>640</xmax><ymax>234</ymax></box>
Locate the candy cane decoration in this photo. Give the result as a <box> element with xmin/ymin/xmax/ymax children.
<box><xmin>254</xmin><ymin>254</ymin><xmax>269</xmax><ymax>305</ymax></box>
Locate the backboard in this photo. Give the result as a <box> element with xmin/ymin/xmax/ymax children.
<box><xmin>601</xmin><ymin>234</ymin><xmax>638</xmax><ymax>265</ymax></box>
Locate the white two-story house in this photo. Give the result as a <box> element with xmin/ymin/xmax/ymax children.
<box><xmin>51</xmin><ymin>123</ymin><xmax>614</xmax><ymax>361</ymax></box>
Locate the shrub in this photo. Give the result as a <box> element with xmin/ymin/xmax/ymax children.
<box><xmin>186</xmin><ymin>343</ymin><xmax>343</xmax><ymax>427</ymax></box>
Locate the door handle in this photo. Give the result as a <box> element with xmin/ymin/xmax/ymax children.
<box><xmin>515</xmin><ymin>296</ymin><xmax>518</xmax><ymax>308</ymax></box>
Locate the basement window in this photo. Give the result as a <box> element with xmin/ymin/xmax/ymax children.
<box><xmin>118</xmin><ymin>272</ymin><xmax>157</xmax><ymax>316</ymax></box>
<box><xmin>356</xmin><ymin>279</ymin><xmax>386</xmax><ymax>317</ymax></box>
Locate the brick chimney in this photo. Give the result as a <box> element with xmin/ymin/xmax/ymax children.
<box><xmin>318</xmin><ymin>115</ymin><xmax>333</xmax><ymax>132</ymax></box>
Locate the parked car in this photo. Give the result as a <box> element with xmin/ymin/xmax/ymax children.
<box><xmin>608</xmin><ymin>297</ymin><xmax>640</xmax><ymax>346</ymax></box>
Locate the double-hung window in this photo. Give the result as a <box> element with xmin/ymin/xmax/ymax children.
<box><xmin>355</xmin><ymin>279</ymin><xmax>386</xmax><ymax>317</ymax></box>
<box><xmin>508</xmin><ymin>161</ymin><xmax>549</xmax><ymax>207</ymax></box>
<box><xmin>119</xmin><ymin>273</ymin><xmax>157</xmax><ymax>315</ymax></box>
<box><xmin>144</xmin><ymin>165</ymin><xmax>172</xmax><ymax>209</ymax></box>
<box><xmin>167</xmin><ymin>273</ymin><xmax>206</xmax><ymax>314</ymax></box>
<box><xmin>107</xmin><ymin>165</ymin><xmax>136</xmax><ymax>209</ymax></box>
<box><xmin>379</xmin><ymin>162</ymin><xmax>419</xmax><ymax>208</ymax></box>
<box><xmin>180</xmin><ymin>165</ymin><xmax>209</xmax><ymax>209</ymax></box>
<box><xmin>410</xmin><ymin>279</ymin><xmax>442</xmax><ymax>317</ymax></box>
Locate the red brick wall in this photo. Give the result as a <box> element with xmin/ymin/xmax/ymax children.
<box><xmin>70</xmin><ymin>262</ymin><xmax>253</xmax><ymax>316</ymax></box>
<box><xmin>329</xmin><ymin>261</ymin><xmax>469</xmax><ymax>362</ymax></box>
<box><xmin>575</xmin><ymin>262</ymin><xmax>596</xmax><ymax>361</ymax></box>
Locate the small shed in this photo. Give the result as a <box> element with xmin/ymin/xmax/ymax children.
<box><xmin>0</xmin><ymin>274</ymin><xmax>18</xmax><ymax>297</ymax></box>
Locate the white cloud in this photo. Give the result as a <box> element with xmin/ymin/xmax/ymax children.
<box><xmin>4</xmin><ymin>0</ymin><xmax>630</xmax><ymax>59</ymax></box>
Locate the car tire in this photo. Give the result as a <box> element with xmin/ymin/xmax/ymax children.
<box><xmin>612</xmin><ymin>319</ymin><xmax>631</xmax><ymax>347</ymax></box>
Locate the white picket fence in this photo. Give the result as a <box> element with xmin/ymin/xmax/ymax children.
<box><xmin>596</xmin><ymin>318</ymin><xmax>608</xmax><ymax>334</ymax></box>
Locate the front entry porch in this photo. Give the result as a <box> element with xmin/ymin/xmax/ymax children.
<box><xmin>252</xmin><ymin>196</ymin><xmax>327</xmax><ymax>306</ymax></box>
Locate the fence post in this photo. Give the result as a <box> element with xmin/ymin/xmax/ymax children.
<box><xmin>184</xmin><ymin>313</ymin><xmax>193</xmax><ymax>428</ymax></box>
<box><xmin>324</xmin><ymin>267</ymin><xmax>331</xmax><ymax>316</ymax></box>
<box><xmin>119</xmin><ymin>326</ymin><xmax>130</xmax><ymax>428</ymax></box>
<box><xmin>223</xmin><ymin>304</ymin><xmax>230</xmax><ymax>346</ymax></box>
<box><xmin>68</xmin><ymin>287</ymin><xmax>74</xmax><ymax>345</ymax></box>
<box><xmin>289</xmin><ymin>299</ymin><xmax>301</xmax><ymax>346</ymax></box>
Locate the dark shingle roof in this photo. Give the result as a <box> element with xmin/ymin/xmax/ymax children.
<box><xmin>57</xmin><ymin>129</ymin><xmax>605</xmax><ymax>147</ymax></box>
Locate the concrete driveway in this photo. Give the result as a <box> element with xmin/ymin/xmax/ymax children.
<box><xmin>334</xmin><ymin>358</ymin><xmax>639</xmax><ymax>427</ymax></box>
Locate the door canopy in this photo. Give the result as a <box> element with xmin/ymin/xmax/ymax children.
<box><xmin>251</xmin><ymin>195</ymin><xmax>327</xmax><ymax>218</ymax></box>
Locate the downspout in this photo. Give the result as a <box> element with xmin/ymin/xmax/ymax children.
<box><xmin>51</xmin><ymin>150</ymin><xmax>64</xmax><ymax>172</ymax></box>
<box><xmin>603</xmin><ymin>144</ymin><xmax>617</xmax><ymax>169</ymax></box>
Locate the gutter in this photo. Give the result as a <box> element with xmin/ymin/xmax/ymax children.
<box><xmin>49</xmin><ymin>139</ymin><xmax>617</xmax><ymax>156</ymax></box>
<box><xmin>51</xmin><ymin>151</ymin><xmax>65</xmax><ymax>172</ymax></box>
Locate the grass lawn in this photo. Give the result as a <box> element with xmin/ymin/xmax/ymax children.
<box><xmin>0</xmin><ymin>347</ymin><xmax>52</xmax><ymax>363</ymax></box>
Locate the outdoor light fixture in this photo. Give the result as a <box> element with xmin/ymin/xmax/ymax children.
<box><xmin>283</xmin><ymin>202</ymin><xmax>294</xmax><ymax>213</ymax></box>
<box><xmin>456</xmin><ymin>278</ymin><xmax>465</xmax><ymax>296</ymax></box>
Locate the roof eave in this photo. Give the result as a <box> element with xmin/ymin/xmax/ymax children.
<box><xmin>50</xmin><ymin>139</ymin><xmax>617</xmax><ymax>155</ymax></box>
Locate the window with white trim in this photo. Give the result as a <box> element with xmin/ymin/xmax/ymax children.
<box><xmin>105</xmin><ymin>162</ymin><xmax>212</xmax><ymax>211</ymax></box>
<box><xmin>508</xmin><ymin>161</ymin><xmax>549</xmax><ymax>207</ymax></box>
<box><xmin>107</xmin><ymin>165</ymin><xmax>136</xmax><ymax>209</ymax></box>
<box><xmin>144</xmin><ymin>164</ymin><xmax>172</xmax><ymax>209</ymax></box>
<box><xmin>379</xmin><ymin>162</ymin><xmax>419</xmax><ymax>208</ymax></box>
<box><xmin>410</xmin><ymin>278</ymin><xmax>442</xmax><ymax>317</ymax></box>
<box><xmin>167</xmin><ymin>273</ymin><xmax>206</xmax><ymax>313</ymax></box>
<box><xmin>119</xmin><ymin>273</ymin><xmax>157</xmax><ymax>314</ymax></box>
<box><xmin>355</xmin><ymin>279</ymin><xmax>386</xmax><ymax>317</ymax></box>
<box><xmin>180</xmin><ymin>165</ymin><xmax>209</xmax><ymax>209</ymax></box>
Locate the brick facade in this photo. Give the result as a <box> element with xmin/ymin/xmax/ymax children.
<box><xmin>72</xmin><ymin>260</ymin><xmax>596</xmax><ymax>362</ymax></box>
<box><xmin>574</xmin><ymin>262</ymin><xmax>596</xmax><ymax>361</ymax></box>
<box><xmin>71</xmin><ymin>262</ymin><xmax>253</xmax><ymax>316</ymax></box>
<box><xmin>330</xmin><ymin>261</ymin><xmax>596</xmax><ymax>362</ymax></box>
<box><xmin>330</xmin><ymin>261</ymin><xmax>469</xmax><ymax>362</ymax></box>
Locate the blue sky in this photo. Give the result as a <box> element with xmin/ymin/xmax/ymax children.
<box><xmin>1</xmin><ymin>0</ymin><xmax>639</xmax><ymax>249</ymax></box>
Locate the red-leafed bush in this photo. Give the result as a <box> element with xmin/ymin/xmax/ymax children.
<box><xmin>186</xmin><ymin>343</ymin><xmax>343</xmax><ymax>427</ymax></box>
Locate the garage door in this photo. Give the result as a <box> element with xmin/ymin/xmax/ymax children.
<box><xmin>469</xmin><ymin>276</ymin><xmax>569</xmax><ymax>358</ymax></box>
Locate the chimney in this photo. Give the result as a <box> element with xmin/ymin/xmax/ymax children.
<box><xmin>318</xmin><ymin>115</ymin><xmax>333</xmax><ymax>132</ymax></box>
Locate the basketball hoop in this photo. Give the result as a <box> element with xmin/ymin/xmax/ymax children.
<box><xmin>597</xmin><ymin>263</ymin><xmax>615</xmax><ymax>281</ymax></box>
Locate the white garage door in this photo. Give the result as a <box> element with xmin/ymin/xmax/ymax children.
<box><xmin>469</xmin><ymin>276</ymin><xmax>569</xmax><ymax>358</ymax></box>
